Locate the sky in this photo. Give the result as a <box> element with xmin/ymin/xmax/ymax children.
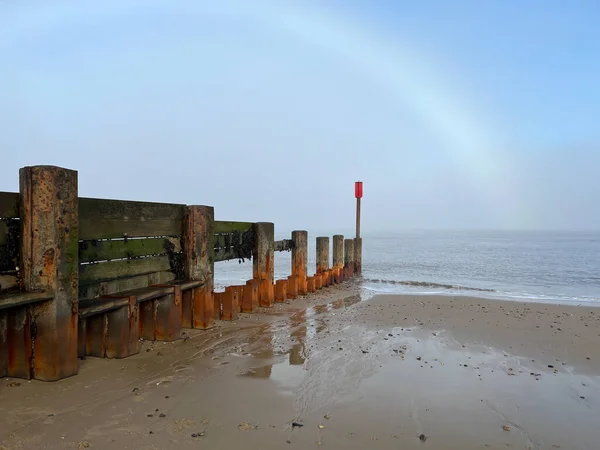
<box><xmin>1</xmin><ymin>0</ymin><xmax>599</xmax><ymax>232</ymax></box>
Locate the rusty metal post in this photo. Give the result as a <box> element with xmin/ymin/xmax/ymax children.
<box><xmin>344</xmin><ymin>239</ymin><xmax>355</xmax><ymax>278</ymax></box>
<box><xmin>291</xmin><ymin>230</ymin><xmax>308</xmax><ymax>295</ymax></box>
<box><xmin>183</xmin><ymin>205</ymin><xmax>215</xmax><ymax>329</ymax></box>
<box><xmin>333</xmin><ymin>235</ymin><xmax>344</xmax><ymax>283</ymax></box>
<box><xmin>0</xmin><ymin>313</ymin><xmax>6</xmax><ymax>377</ymax></box>
<box><xmin>315</xmin><ymin>274</ymin><xmax>322</xmax><ymax>290</ymax></box>
<box><xmin>212</xmin><ymin>292</ymin><xmax>222</xmax><ymax>320</ymax></box>
<box><xmin>354</xmin><ymin>238</ymin><xmax>362</xmax><ymax>275</ymax></box>
<box><xmin>253</xmin><ymin>222</ymin><xmax>274</xmax><ymax>307</ymax></box>
<box><xmin>19</xmin><ymin>165</ymin><xmax>79</xmax><ymax>381</ymax></box>
<box><xmin>316</xmin><ymin>237</ymin><xmax>330</xmax><ymax>275</ymax></box>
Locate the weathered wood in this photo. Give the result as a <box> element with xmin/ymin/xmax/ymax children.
<box><xmin>316</xmin><ymin>237</ymin><xmax>330</xmax><ymax>274</ymax></box>
<box><xmin>292</xmin><ymin>231</ymin><xmax>308</xmax><ymax>295</ymax></box>
<box><xmin>7</xmin><ymin>305</ymin><xmax>32</xmax><ymax>379</ymax></box>
<box><xmin>0</xmin><ymin>219</ymin><xmax>20</xmax><ymax>271</ymax></box>
<box><xmin>0</xmin><ymin>222</ymin><xmax>9</xmax><ymax>246</ymax></box>
<box><xmin>214</xmin><ymin>221</ymin><xmax>253</xmax><ymax>234</ymax></box>
<box><xmin>0</xmin><ymin>273</ymin><xmax>18</xmax><ymax>292</ymax></box>
<box><xmin>344</xmin><ymin>238</ymin><xmax>355</xmax><ymax>277</ymax></box>
<box><xmin>253</xmin><ymin>223</ymin><xmax>274</xmax><ymax>306</ymax></box>
<box><xmin>20</xmin><ymin>165</ymin><xmax>79</xmax><ymax>381</ymax></box>
<box><xmin>214</xmin><ymin>250</ymin><xmax>240</xmax><ymax>262</ymax></box>
<box><xmin>354</xmin><ymin>237</ymin><xmax>362</xmax><ymax>275</ymax></box>
<box><xmin>333</xmin><ymin>235</ymin><xmax>344</xmax><ymax>268</ymax></box>
<box><xmin>0</xmin><ymin>291</ymin><xmax>53</xmax><ymax>311</ymax></box>
<box><xmin>79</xmin><ymin>197</ymin><xmax>185</xmax><ymax>240</ymax></box>
<box><xmin>79</xmin><ymin>237</ymin><xmax>181</xmax><ymax>263</ymax></box>
<box><xmin>274</xmin><ymin>239</ymin><xmax>293</xmax><ymax>252</ymax></box>
<box><xmin>78</xmin><ymin>270</ymin><xmax>176</xmax><ymax>301</ymax></box>
<box><xmin>79</xmin><ymin>297</ymin><xmax>130</xmax><ymax>318</ymax></box>
<box><xmin>79</xmin><ymin>256</ymin><xmax>172</xmax><ymax>286</ymax></box>
<box><xmin>0</xmin><ymin>192</ymin><xmax>19</xmax><ymax>218</ymax></box>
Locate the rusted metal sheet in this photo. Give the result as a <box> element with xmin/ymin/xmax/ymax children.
<box><xmin>139</xmin><ymin>299</ymin><xmax>156</xmax><ymax>341</ymax></box>
<box><xmin>77</xmin><ymin>319</ymin><xmax>86</xmax><ymax>359</ymax></box>
<box><xmin>307</xmin><ymin>276</ymin><xmax>315</xmax><ymax>293</ymax></box>
<box><xmin>287</xmin><ymin>275</ymin><xmax>298</xmax><ymax>300</ymax></box>
<box><xmin>259</xmin><ymin>278</ymin><xmax>274</xmax><ymax>307</ymax></box>
<box><xmin>85</xmin><ymin>313</ymin><xmax>107</xmax><ymax>358</ymax></box>
<box><xmin>192</xmin><ymin>285</ymin><xmax>214</xmax><ymax>329</ymax></box>
<box><xmin>152</xmin><ymin>286</ymin><xmax>182</xmax><ymax>341</ymax></box>
<box><xmin>243</xmin><ymin>279</ymin><xmax>259</xmax><ymax>312</ymax></box>
<box><xmin>6</xmin><ymin>305</ymin><xmax>32</xmax><ymax>379</ymax></box>
<box><xmin>79</xmin><ymin>237</ymin><xmax>181</xmax><ymax>263</ymax></box>
<box><xmin>20</xmin><ymin>166</ymin><xmax>79</xmax><ymax>381</ymax></box>
<box><xmin>104</xmin><ymin>296</ymin><xmax>140</xmax><ymax>357</ymax></box>
<box><xmin>315</xmin><ymin>274</ymin><xmax>322</xmax><ymax>290</ymax></box>
<box><xmin>316</xmin><ymin>237</ymin><xmax>330</xmax><ymax>274</ymax></box>
<box><xmin>79</xmin><ymin>256</ymin><xmax>172</xmax><ymax>286</ymax></box>
<box><xmin>181</xmin><ymin>289</ymin><xmax>193</xmax><ymax>328</ymax></box>
<box><xmin>0</xmin><ymin>311</ymin><xmax>7</xmax><ymax>376</ymax></box>
<box><xmin>79</xmin><ymin>197</ymin><xmax>184</xmax><ymax>240</ymax></box>
<box><xmin>275</xmin><ymin>279</ymin><xmax>287</xmax><ymax>303</ymax></box>
<box><xmin>221</xmin><ymin>287</ymin><xmax>238</xmax><ymax>321</ymax></box>
<box><xmin>212</xmin><ymin>292</ymin><xmax>222</xmax><ymax>320</ymax></box>
<box><xmin>0</xmin><ymin>191</ymin><xmax>19</xmax><ymax>218</ymax></box>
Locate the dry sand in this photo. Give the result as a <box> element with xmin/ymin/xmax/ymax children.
<box><xmin>1</xmin><ymin>286</ymin><xmax>599</xmax><ymax>449</ymax></box>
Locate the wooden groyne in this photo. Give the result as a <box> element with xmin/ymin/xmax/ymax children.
<box><xmin>0</xmin><ymin>165</ymin><xmax>363</xmax><ymax>381</ymax></box>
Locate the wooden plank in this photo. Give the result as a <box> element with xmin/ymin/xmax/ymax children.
<box><xmin>78</xmin><ymin>297</ymin><xmax>130</xmax><ymax>318</ymax></box>
<box><xmin>0</xmin><ymin>291</ymin><xmax>53</xmax><ymax>311</ymax></box>
<box><xmin>0</xmin><ymin>192</ymin><xmax>19</xmax><ymax>218</ymax></box>
<box><xmin>79</xmin><ymin>256</ymin><xmax>172</xmax><ymax>286</ymax></box>
<box><xmin>79</xmin><ymin>237</ymin><xmax>181</xmax><ymax>263</ymax></box>
<box><xmin>274</xmin><ymin>239</ymin><xmax>293</xmax><ymax>252</ymax></box>
<box><xmin>214</xmin><ymin>221</ymin><xmax>253</xmax><ymax>234</ymax></box>
<box><xmin>79</xmin><ymin>197</ymin><xmax>185</xmax><ymax>240</ymax></box>
<box><xmin>214</xmin><ymin>251</ymin><xmax>240</xmax><ymax>262</ymax></box>
<box><xmin>79</xmin><ymin>270</ymin><xmax>176</xmax><ymax>300</ymax></box>
<box><xmin>0</xmin><ymin>274</ymin><xmax>19</xmax><ymax>293</ymax></box>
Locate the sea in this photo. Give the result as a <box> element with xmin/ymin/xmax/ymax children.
<box><xmin>214</xmin><ymin>230</ymin><xmax>600</xmax><ymax>306</ymax></box>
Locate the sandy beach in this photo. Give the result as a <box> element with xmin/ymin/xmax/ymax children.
<box><xmin>1</xmin><ymin>286</ymin><xmax>599</xmax><ymax>450</ymax></box>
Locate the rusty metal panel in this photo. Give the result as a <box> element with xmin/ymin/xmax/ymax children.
<box><xmin>7</xmin><ymin>305</ymin><xmax>32</xmax><ymax>379</ymax></box>
<box><xmin>275</xmin><ymin>279</ymin><xmax>287</xmax><ymax>303</ymax></box>
<box><xmin>242</xmin><ymin>279</ymin><xmax>259</xmax><ymax>313</ymax></box>
<box><xmin>104</xmin><ymin>296</ymin><xmax>140</xmax><ymax>357</ymax></box>
<box><xmin>222</xmin><ymin>287</ymin><xmax>238</xmax><ymax>321</ymax></box>
<box><xmin>0</xmin><ymin>311</ymin><xmax>7</xmax><ymax>376</ymax></box>
<box><xmin>307</xmin><ymin>277</ymin><xmax>315</xmax><ymax>293</ymax></box>
<box><xmin>79</xmin><ymin>197</ymin><xmax>184</xmax><ymax>240</ymax></box>
<box><xmin>212</xmin><ymin>292</ymin><xmax>222</xmax><ymax>320</ymax></box>
<box><xmin>77</xmin><ymin>319</ymin><xmax>86</xmax><ymax>359</ymax></box>
<box><xmin>181</xmin><ymin>289</ymin><xmax>193</xmax><ymax>328</ymax></box>
<box><xmin>86</xmin><ymin>314</ymin><xmax>107</xmax><ymax>358</ymax></box>
<box><xmin>139</xmin><ymin>300</ymin><xmax>156</xmax><ymax>341</ymax></box>
<box><xmin>192</xmin><ymin>285</ymin><xmax>214</xmax><ymax>329</ymax></box>
<box><xmin>153</xmin><ymin>286</ymin><xmax>182</xmax><ymax>341</ymax></box>
<box><xmin>287</xmin><ymin>276</ymin><xmax>298</xmax><ymax>300</ymax></box>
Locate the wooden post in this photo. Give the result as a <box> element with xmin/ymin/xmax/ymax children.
<box><xmin>183</xmin><ymin>205</ymin><xmax>214</xmax><ymax>329</ymax></box>
<box><xmin>333</xmin><ymin>235</ymin><xmax>344</xmax><ymax>283</ymax></box>
<box><xmin>344</xmin><ymin>238</ymin><xmax>355</xmax><ymax>278</ymax></box>
<box><xmin>316</xmin><ymin>237</ymin><xmax>330</xmax><ymax>275</ymax></box>
<box><xmin>354</xmin><ymin>237</ymin><xmax>362</xmax><ymax>276</ymax></box>
<box><xmin>19</xmin><ymin>165</ymin><xmax>79</xmax><ymax>381</ymax></box>
<box><xmin>253</xmin><ymin>222</ymin><xmax>274</xmax><ymax>307</ymax></box>
<box><xmin>291</xmin><ymin>230</ymin><xmax>308</xmax><ymax>295</ymax></box>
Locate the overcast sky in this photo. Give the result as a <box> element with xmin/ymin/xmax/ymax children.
<box><xmin>1</xmin><ymin>0</ymin><xmax>598</xmax><ymax>232</ymax></box>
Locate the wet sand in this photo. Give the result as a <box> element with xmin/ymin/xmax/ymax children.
<box><xmin>1</xmin><ymin>289</ymin><xmax>599</xmax><ymax>449</ymax></box>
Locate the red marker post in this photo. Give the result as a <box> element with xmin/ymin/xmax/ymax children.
<box><xmin>354</xmin><ymin>181</ymin><xmax>363</xmax><ymax>275</ymax></box>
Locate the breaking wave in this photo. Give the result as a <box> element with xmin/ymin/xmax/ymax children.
<box><xmin>362</xmin><ymin>278</ymin><xmax>496</xmax><ymax>293</ymax></box>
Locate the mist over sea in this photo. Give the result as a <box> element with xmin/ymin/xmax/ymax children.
<box><xmin>214</xmin><ymin>230</ymin><xmax>600</xmax><ymax>305</ymax></box>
